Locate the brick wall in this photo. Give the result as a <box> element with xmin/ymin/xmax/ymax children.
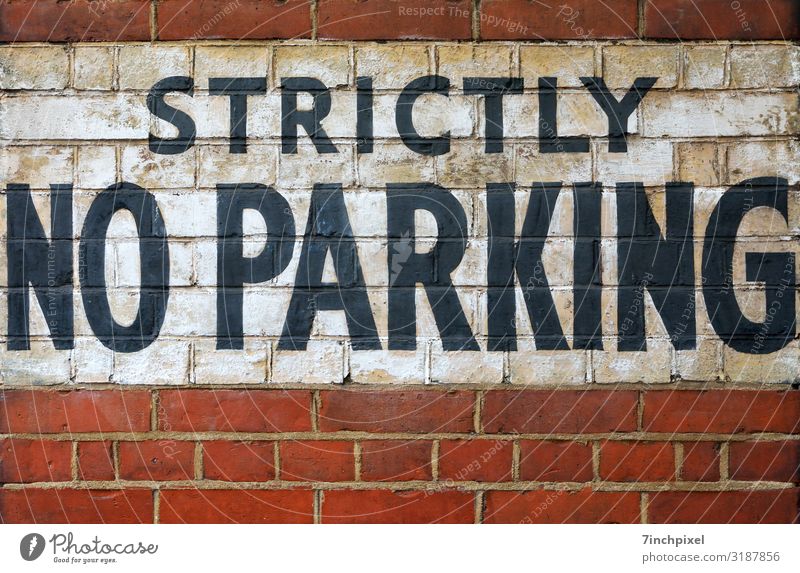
<box><xmin>1</xmin><ymin>0</ymin><xmax>799</xmax><ymax>524</ymax></box>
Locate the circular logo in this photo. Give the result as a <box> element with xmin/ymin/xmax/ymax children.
<box><xmin>20</xmin><ymin>533</ymin><xmax>46</xmax><ymax>561</ymax></box>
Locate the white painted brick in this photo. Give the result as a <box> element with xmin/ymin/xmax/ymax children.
<box><xmin>642</xmin><ymin>92</ymin><xmax>799</xmax><ymax>137</ymax></box>
<box><xmin>1</xmin><ymin>146</ymin><xmax>73</xmax><ymax>189</ymax></box>
<box><xmin>682</xmin><ymin>45</ymin><xmax>727</xmax><ymax>90</ymax></box>
<box><xmin>194</xmin><ymin>46</ymin><xmax>270</xmax><ymax>91</ymax></box>
<box><xmin>278</xmin><ymin>143</ymin><xmax>355</xmax><ymax>189</ymax></box>
<box><xmin>194</xmin><ymin>338</ymin><xmax>269</xmax><ymax>384</ymax></box>
<box><xmin>730</xmin><ymin>45</ymin><xmax>800</xmax><ymax>89</ymax></box>
<box><xmin>726</xmin><ymin>140</ymin><xmax>800</xmax><ymax>185</ymax></box>
<box><xmin>118</xmin><ymin>45</ymin><xmax>192</xmax><ymax>91</ymax></box>
<box><xmin>113</xmin><ymin>339</ymin><xmax>191</xmax><ymax>385</ymax></box>
<box><xmin>437</xmin><ymin>45</ymin><xmax>513</xmax><ymax>86</ymax></box>
<box><xmin>603</xmin><ymin>45</ymin><xmax>679</xmax><ymax>89</ymax></box>
<box><xmin>76</xmin><ymin>146</ymin><xmax>116</xmax><ymax>189</ymax></box>
<box><xmin>274</xmin><ymin>46</ymin><xmax>350</xmax><ymax>88</ymax></box>
<box><xmin>271</xmin><ymin>340</ymin><xmax>345</xmax><ymax>383</ymax></box>
<box><xmin>72</xmin><ymin>338</ymin><xmax>114</xmax><ymax>383</ymax></box>
<box><xmin>355</xmin><ymin>45</ymin><xmax>430</xmax><ymax>90</ymax></box>
<box><xmin>198</xmin><ymin>144</ymin><xmax>278</xmax><ymax>188</ymax></box>
<box><xmin>596</xmin><ymin>139</ymin><xmax>673</xmax><ymax>187</ymax></box>
<box><xmin>0</xmin><ymin>95</ymin><xmax>149</xmax><ymax>140</ymax></box>
<box><xmin>429</xmin><ymin>342</ymin><xmax>504</xmax><ymax>384</ymax></box>
<box><xmin>349</xmin><ymin>347</ymin><xmax>427</xmax><ymax>384</ymax></box>
<box><xmin>508</xmin><ymin>340</ymin><xmax>588</xmax><ymax>384</ymax></box>
<box><xmin>121</xmin><ymin>145</ymin><xmax>195</xmax><ymax>189</ymax></box>
<box><xmin>520</xmin><ymin>45</ymin><xmax>595</xmax><ymax>89</ymax></box>
<box><xmin>73</xmin><ymin>46</ymin><xmax>115</xmax><ymax>91</ymax></box>
<box><xmin>0</xmin><ymin>341</ymin><xmax>71</xmax><ymax>385</ymax></box>
<box><xmin>0</xmin><ymin>46</ymin><xmax>70</xmax><ymax>90</ymax></box>
<box><xmin>357</xmin><ymin>143</ymin><xmax>435</xmax><ymax>187</ymax></box>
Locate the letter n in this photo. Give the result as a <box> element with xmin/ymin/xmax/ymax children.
<box><xmin>6</xmin><ymin>183</ymin><xmax>73</xmax><ymax>349</ymax></box>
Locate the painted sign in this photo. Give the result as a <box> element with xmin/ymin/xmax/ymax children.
<box><xmin>1</xmin><ymin>44</ymin><xmax>798</xmax><ymax>384</ymax></box>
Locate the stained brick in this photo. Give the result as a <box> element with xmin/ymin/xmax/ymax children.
<box><xmin>0</xmin><ymin>438</ymin><xmax>71</xmax><ymax>483</ymax></box>
<box><xmin>322</xmin><ymin>489</ymin><xmax>473</xmax><ymax>523</ymax></box>
<box><xmin>480</xmin><ymin>0</ymin><xmax>638</xmax><ymax>40</ymax></box>
<box><xmin>0</xmin><ymin>390</ymin><xmax>152</xmax><ymax>433</ymax></box>
<box><xmin>319</xmin><ymin>390</ymin><xmax>475</xmax><ymax>433</ymax></box>
<box><xmin>318</xmin><ymin>0</ymin><xmax>472</xmax><ymax>40</ymax></box>
<box><xmin>519</xmin><ymin>441</ymin><xmax>594</xmax><ymax>482</ymax></box>
<box><xmin>157</xmin><ymin>0</ymin><xmax>311</xmax><ymax>40</ymax></box>
<box><xmin>0</xmin><ymin>0</ymin><xmax>150</xmax><ymax>42</ymax></box>
<box><xmin>482</xmin><ymin>391</ymin><xmax>638</xmax><ymax>434</ymax></box>
<box><xmin>158</xmin><ymin>390</ymin><xmax>312</xmax><ymax>433</ymax></box>
<box><xmin>484</xmin><ymin>489</ymin><xmax>640</xmax><ymax>523</ymax></box>
<box><xmin>0</xmin><ymin>489</ymin><xmax>153</xmax><ymax>523</ymax></box>
<box><xmin>649</xmin><ymin>490</ymin><xmax>800</xmax><ymax>523</ymax></box>
<box><xmin>645</xmin><ymin>0</ymin><xmax>800</xmax><ymax>40</ymax></box>
<box><xmin>203</xmin><ymin>441</ymin><xmax>275</xmax><ymax>482</ymax></box>
<box><xmin>729</xmin><ymin>441</ymin><xmax>800</xmax><ymax>482</ymax></box>
<box><xmin>360</xmin><ymin>440</ymin><xmax>432</xmax><ymax>481</ymax></box>
<box><xmin>159</xmin><ymin>489</ymin><xmax>313</xmax><ymax>523</ymax></box>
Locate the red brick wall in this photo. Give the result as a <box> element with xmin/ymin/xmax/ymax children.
<box><xmin>0</xmin><ymin>0</ymin><xmax>798</xmax><ymax>524</ymax></box>
<box><xmin>0</xmin><ymin>0</ymin><xmax>797</xmax><ymax>42</ymax></box>
<box><xmin>1</xmin><ymin>387</ymin><xmax>798</xmax><ymax>523</ymax></box>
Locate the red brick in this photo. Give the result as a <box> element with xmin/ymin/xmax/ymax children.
<box><xmin>643</xmin><ymin>390</ymin><xmax>800</xmax><ymax>434</ymax></box>
<box><xmin>280</xmin><ymin>441</ymin><xmax>354</xmax><ymax>482</ymax></box>
<box><xmin>118</xmin><ymin>441</ymin><xmax>194</xmax><ymax>481</ymax></box>
<box><xmin>203</xmin><ymin>441</ymin><xmax>275</xmax><ymax>482</ymax></box>
<box><xmin>480</xmin><ymin>0</ymin><xmax>638</xmax><ymax>40</ymax></box>
<box><xmin>482</xmin><ymin>390</ymin><xmax>638</xmax><ymax>434</ymax></box>
<box><xmin>484</xmin><ymin>488</ymin><xmax>640</xmax><ymax>523</ymax></box>
<box><xmin>438</xmin><ymin>439</ymin><xmax>513</xmax><ymax>482</ymax></box>
<box><xmin>78</xmin><ymin>441</ymin><xmax>115</xmax><ymax>481</ymax></box>
<box><xmin>318</xmin><ymin>0</ymin><xmax>472</xmax><ymax>40</ymax></box>
<box><xmin>322</xmin><ymin>489</ymin><xmax>473</xmax><ymax>523</ymax></box>
<box><xmin>0</xmin><ymin>489</ymin><xmax>153</xmax><ymax>523</ymax></box>
<box><xmin>360</xmin><ymin>440</ymin><xmax>432</xmax><ymax>481</ymax></box>
<box><xmin>159</xmin><ymin>489</ymin><xmax>313</xmax><ymax>523</ymax></box>
<box><xmin>730</xmin><ymin>441</ymin><xmax>800</xmax><ymax>482</ymax></box>
<box><xmin>600</xmin><ymin>441</ymin><xmax>675</xmax><ymax>482</ymax></box>
<box><xmin>645</xmin><ymin>0</ymin><xmax>800</xmax><ymax>40</ymax></box>
<box><xmin>319</xmin><ymin>389</ymin><xmax>474</xmax><ymax>433</ymax></box>
<box><xmin>157</xmin><ymin>0</ymin><xmax>311</xmax><ymax>40</ymax></box>
<box><xmin>519</xmin><ymin>441</ymin><xmax>593</xmax><ymax>482</ymax></box>
<box><xmin>0</xmin><ymin>438</ymin><xmax>71</xmax><ymax>483</ymax></box>
<box><xmin>0</xmin><ymin>389</ymin><xmax>151</xmax><ymax>433</ymax></box>
<box><xmin>0</xmin><ymin>0</ymin><xmax>149</xmax><ymax>42</ymax></box>
<box><xmin>158</xmin><ymin>389</ymin><xmax>312</xmax><ymax>433</ymax></box>
<box><xmin>681</xmin><ymin>442</ymin><xmax>720</xmax><ymax>482</ymax></box>
<box><xmin>649</xmin><ymin>490</ymin><xmax>800</xmax><ymax>523</ymax></box>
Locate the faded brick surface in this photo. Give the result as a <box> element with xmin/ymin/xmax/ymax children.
<box><xmin>0</xmin><ymin>13</ymin><xmax>798</xmax><ymax>525</ymax></box>
<box><xmin>1</xmin><ymin>41</ymin><xmax>798</xmax><ymax>387</ymax></box>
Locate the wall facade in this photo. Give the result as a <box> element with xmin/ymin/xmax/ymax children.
<box><xmin>0</xmin><ymin>0</ymin><xmax>798</xmax><ymax>523</ymax></box>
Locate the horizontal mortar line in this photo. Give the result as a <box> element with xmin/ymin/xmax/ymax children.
<box><xmin>2</xmin><ymin>39</ymin><xmax>797</xmax><ymax>46</ymax></box>
<box><xmin>2</xmin><ymin>382</ymin><xmax>795</xmax><ymax>391</ymax></box>
<box><xmin>1</xmin><ymin>480</ymin><xmax>795</xmax><ymax>492</ymax></box>
<box><xmin>3</xmin><ymin>432</ymin><xmax>798</xmax><ymax>441</ymax></box>
<box><xmin>2</xmin><ymin>86</ymin><xmax>798</xmax><ymax>94</ymax></box>
<box><xmin>2</xmin><ymin>135</ymin><xmax>799</xmax><ymax>143</ymax></box>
